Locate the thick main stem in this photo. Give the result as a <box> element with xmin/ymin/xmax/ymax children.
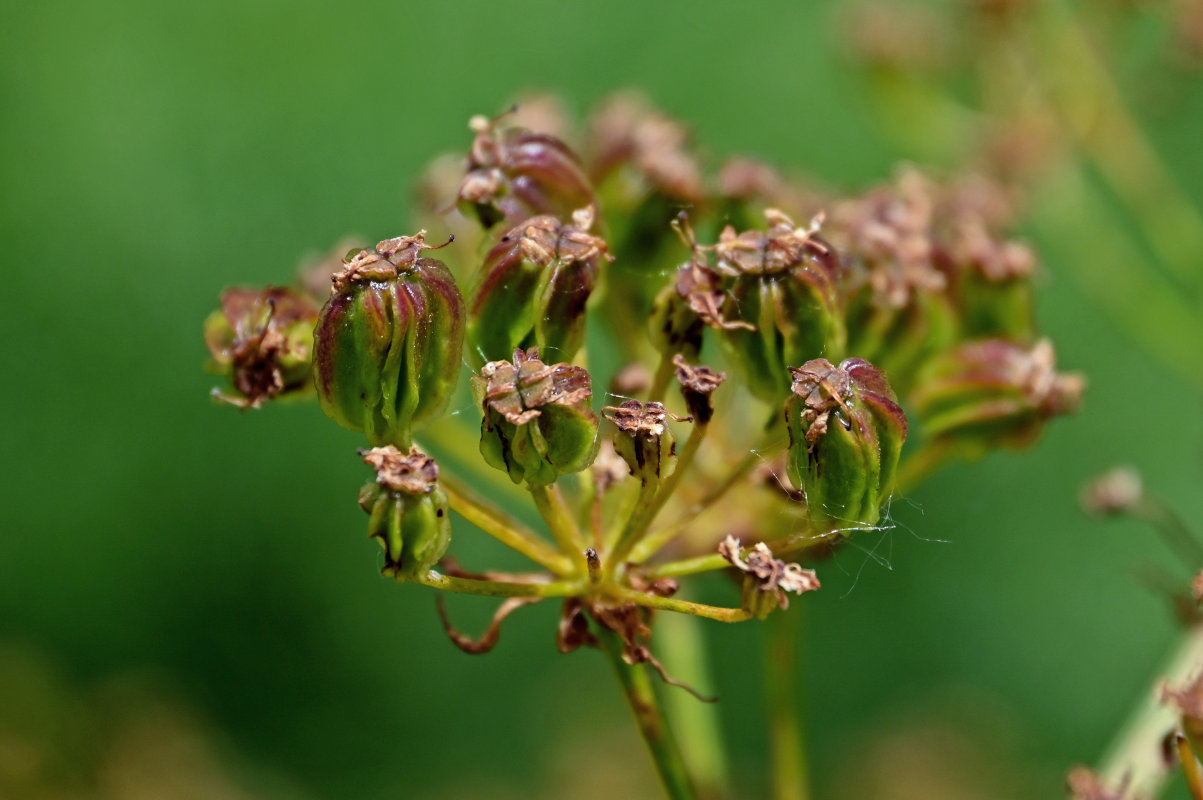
<box><xmin>765</xmin><ymin>611</ymin><xmax>810</xmax><ymax>800</ymax></box>
<box><xmin>595</xmin><ymin>625</ymin><xmax>697</xmax><ymax>800</ymax></box>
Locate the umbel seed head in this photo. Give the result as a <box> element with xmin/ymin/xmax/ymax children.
<box><xmin>312</xmin><ymin>232</ymin><xmax>465</xmax><ymax>449</ymax></box>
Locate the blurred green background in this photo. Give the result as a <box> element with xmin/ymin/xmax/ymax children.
<box><xmin>3</xmin><ymin>0</ymin><xmax>1202</xmax><ymax>797</ymax></box>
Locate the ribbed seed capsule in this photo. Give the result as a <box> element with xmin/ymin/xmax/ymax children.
<box><xmin>911</xmin><ymin>338</ymin><xmax>1083</xmax><ymax>456</ymax></box>
<box><xmin>602</xmin><ymin>400</ymin><xmax>687</xmax><ymax>492</ymax></box>
<box><xmin>204</xmin><ymin>287</ymin><xmax>319</xmax><ymax>409</ymax></box>
<box><xmin>312</xmin><ymin>233</ymin><xmax>464</xmax><ymax>449</ymax></box>
<box><xmin>358</xmin><ymin>446</ymin><xmax>450</xmax><ymax>581</ymax></box>
<box><xmin>713</xmin><ymin>210</ymin><xmax>847</xmax><ymax>403</ymax></box>
<box><xmin>468</xmin><ymin>207</ymin><xmax>612</xmax><ymax>368</ymax></box>
<box><xmin>472</xmin><ymin>349</ymin><xmax>599</xmax><ymax>487</ymax></box>
<box><xmin>457</xmin><ymin>114</ymin><xmax>595</xmax><ymax>230</ymax></box>
<box><xmin>785</xmin><ymin>358</ymin><xmax>907</xmax><ymax>531</ymax></box>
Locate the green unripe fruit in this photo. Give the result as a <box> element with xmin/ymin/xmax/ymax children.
<box><xmin>472</xmin><ymin>349</ymin><xmax>599</xmax><ymax>487</ymax></box>
<box><xmin>785</xmin><ymin>358</ymin><xmax>907</xmax><ymax>532</ymax></box>
<box><xmin>313</xmin><ymin>233</ymin><xmax>465</xmax><ymax>449</ymax></box>
<box><xmin>457</xmin><ymin>114</ymin><xmax>595</xmax><ymax>230</ymax></box>
<box><xmin>712</xmin><ymin>211</ymin><xmax>847</xmax><ymax>403</ymax></box>
<box><xmin>468</xmin><ymin>208</ymin><xmax>611</xmax><ymax>368</ymax></box>
<box><xmin>359</xmin><ymin>446</ymin><xmax>451</xmax><ymax>581</ymax></box>
<box><xmin>911</xmin><ymin>338</ymin><xmax>1084</xmax><ymax>457</ymax></box>
<box><xmin>602</xmin><ymin>400</ymin><xmax>687</xmax><ymax>492</ymax></box>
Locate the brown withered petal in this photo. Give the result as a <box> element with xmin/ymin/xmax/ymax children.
<box><xmin>602</xmin><ymin>400</ymin><xmax>688</xmax><ymax>436</ymax></box>
<box><xmin>479</xmin><ymin>348</ymin><xmax>593</xmax><ymax>425</ymax></box>
<box><xmin>972</xmin><ymin>339</ymin><xmax>1085</xmax><ymax>415</ymax></box>
<box><xmin>360</xmin><ymin>445</ymin><xmax>439</xmax><ymax>494</ymax></box>
<box><xmin>719</xmin><ymin>535</ymin><xmax>821</xmax><ymax>603</ymax></box>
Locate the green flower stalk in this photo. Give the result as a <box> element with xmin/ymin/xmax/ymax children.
<box><xmin>457</xmin><ymin>113</ymin><xmax>595</xmax><ymax>230</ymax></box>
<box><xmin>785</xmin><ymin>357</ymin><xmax>908</xmax><ymax>531</ymax></box>
<box><xmin>358</xmin><ymin>445</ymin><xmax>451</xmax><ymax>581</ymax></box>
<box><xmin>467</xmin><ymin>206</ymin><xmax>612</xmax><ymax>367</ymax></box>
<box><xmin>312</xmin><ymin>232</ymin><xmax>464</xmax><ymax>449</ymax></box>
<box><xmin>473</xmin><ymin>348</ymin><xmax>599</xmax><ymax>487</ymax></box>
<box><xmin>204</xmin><ymin>286</ymin><xmax>319</xmax><ymax>409</ymax></box>
<box><xmin>712</xmin><ymin>210</ymin><xmax>847</xmax><ymax>403</ymax></box>
<box><xmin>911</xmin><ymin>338</ymin><xmax>1084</xmax><ymax>457</ymax></box>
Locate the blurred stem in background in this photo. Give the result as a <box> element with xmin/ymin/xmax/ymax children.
<box><xmin>597</xmin><ymin>624</ymin><xmax>698</xmax><ymax>800</ymax></box>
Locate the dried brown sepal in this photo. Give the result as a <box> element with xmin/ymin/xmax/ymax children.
<box><xmin>603</xmin><ymin>400</ymin><xmax>689</xmax><ymax>436</ymax></box>
<box><xmin>944</xmin><ymin>218</ymin><xmax>1035</xmax><ymax>282</ymax></box>
<box><xmin>330</xmin><ymin>231</ymin><xmax>452</xmax><ymax>295</ymax></box>
<box><xmin>436</xmin><ymin>595</ymin><xmax>541</xmax><ymax>655</ymax></box>
<box><xmin>714</xmin><ymin>209</ymin><xmax>832</xmax><ymax>277</ymax></box>
<box><xmin>359</xmin><ymin>445</ymin><xmax>439</xmax><ymax>495</ymax></box>
<box><xmin>719</xmin><ymin>535</ymin><xmax>821</xmax><ymax>612</ymax></box>
<box><xmin>672</xmin><ymin>354</ymin><xmax>726</xmax><ymax>426</ymax></box>
<box><xmin>788</xmin><ymin>359</ymin><xmax>858</xmax><ymax>449</ymax></box>
<box><xmin>478</xmin><ymin>348</ymin><xmax>593</xmax><ymax>425</ymax></box>
<box><xmin>1081</xmin><ymin>467</ymin><xmax>1144</xmax><ymax>516</ymax></box>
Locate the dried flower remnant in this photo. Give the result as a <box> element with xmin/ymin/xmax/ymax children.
<box><xmin>313</xmin><ymin>232</ymin><xmax>465</xmax><ymax>449</ymax></box>
<box><xmin>719</xmin><ymin>535</ymin><xmax>820</xmax><ymax>618</ymax></box>
<box><xmin>204</xmin><ymin>287</ymin><xmax>319</xmax><ymax>409</ymax></box>
<box><xmin>473</xmin><ymin>348</ymin><xmax>599</xmax><ymax>486</ymax></box>
<box><xmin>357</xmin><ymin>445</ymin><xmax>451</xmax><ymax>581</ymax></box>
<box><xmin>468</xmin><ymin>206</ymin><xmax>612</xmax><ymax>366</ymax></box>
<box><xmin>457</xmin><ymin>112</ymin><xmax>595</xmax><ymax>229</ymax></box>
<box><xmin>672</xmin><ymin>354</ymin><xmax>726</xmax><ymax>426</ymax></box>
